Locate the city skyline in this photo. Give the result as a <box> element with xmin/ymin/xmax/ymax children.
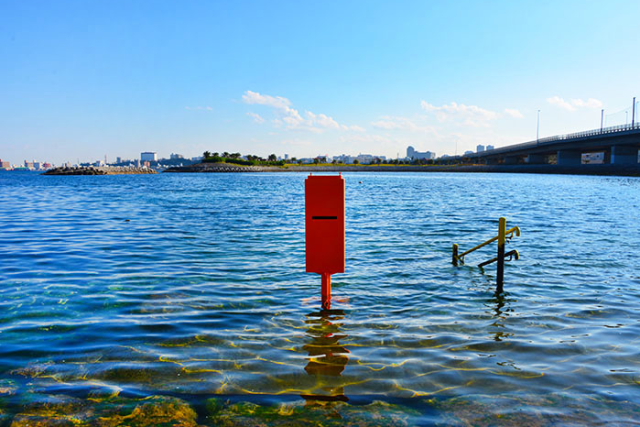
<box><xmin>0</xmin><ymin>145</ymin><xmax>443</xmax><ymax>169</ymax></box>
<box><xmin>2</xmin><ymin>1</ymin><xmax>640</xmax><ymax>165</ymax></box>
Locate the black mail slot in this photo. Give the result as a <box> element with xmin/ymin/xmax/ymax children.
<box><xmin>312</xmin><ymin>216</ymin><xmax>338</xmax><ymax>220</ymax></box>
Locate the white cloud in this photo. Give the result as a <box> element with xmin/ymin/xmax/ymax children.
<box><xmin>504</xmin><ymin>108</ymin><xmax>524</xmax><ymax>118</ymax></box>
<box><xmin>341</xmin><ymin>133</ymin><xmax>394</xmax><ymax>144</ymax></box>
<box><xmin>281</xmin><ymin>108</ymin><xmax>305</xmax><ymax>128</ymax></box>
<box><xmin>371</xmin><ymin>119</ymin><xmax>400</xmax><ymax>130</ymax></box>
<box><xmin>242</xmin><ymin>90</ymin><xmax>360</xmax><ymax>133</ymax></box>
<box><xmin>242</xmin><ymin>91</ymin><xmax>292</xmax><ymax>110</ymax></box>
<box><xmin>279</xmin><ymin>138</ymin><xmax>314</xmax><ymax>147</ymax></box>
<box><xmin>547</xmin><ymin>96</ymin><xmax>603</xmax><ymax>111</ymax></box>
<box><xmin>185</xmin><ymin>106</ymin><xmax>213</xmax><ymax>111</ymax></box>
<box><xmin>547</xmin><ymin>96</ymin><xmax>576</xmax><ymax>111</ymax></box>
<box><xmin>247</xmin><ymin>112</ymin><xmax>265</xmax><ymax>124</ymax></box>
<box><xmin>572</xmin><ymin>98</ymin><xmax>604</xmax><ymax>109</ymax></box>
<box><xmin>421</xmin><ymin>101</ymin><xmax>499</xmax><ymax>127</ymax></box>
<box><xmin>371</xmin><ymin>116</ymin><xmax>436</xmax><ymax>133</ymax></box>
<box><xmin>306</xmin><ymin>111</ymin><xmax>340</xmax><ymax>130</ymax></box>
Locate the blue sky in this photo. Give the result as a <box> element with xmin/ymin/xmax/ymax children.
<box><xmin>2</xmin><ymin>0</ymin><xmax>639</xmax><ymax>165</ymax></box>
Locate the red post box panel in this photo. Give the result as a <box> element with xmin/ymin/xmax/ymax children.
<box><xmin>305</xmin><ymin>175</ymin><xmax>346</xmax><ymax>275</ymax></box>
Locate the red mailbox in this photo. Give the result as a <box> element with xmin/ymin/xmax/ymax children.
<box><xmin>305</xmin><ymin>174</ymin><xmax>346</xmax><ymax>308</ymax></box>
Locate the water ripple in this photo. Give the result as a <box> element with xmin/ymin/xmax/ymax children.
<box><xmin>1</xmin><ymin>171</ymin><xmax>640</xmax><ymax>423</ymax></box>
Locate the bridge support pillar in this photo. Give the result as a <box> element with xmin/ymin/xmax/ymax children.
<box><xmin>611</xmin><ymin>145</ymin><xmax>639</xmax><ymax>164</ymax></box>
<box><xmin>485</xmin><ymin>157</ymin><xmax>500</xmax><ymax>165</ymax></box>
<box><xmin>503</xmin><ymin>156</ymin><xmax>519</xmax><ymax>165</ymax></box>
<box><xmin>557</xmin><ymin>150</ymin><xmax>582</xmax><ymax>166</ymax></box>
<box><xmin>526</xmin><ymin>154</ymin><xmax>547</xmax><ymax>164</ymax></box>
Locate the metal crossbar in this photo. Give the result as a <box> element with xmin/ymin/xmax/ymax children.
<box><xmin>456</xmin><ymin>226</ymin><xmax>520</xmax><ymax>260</ymax></box>
<box><xmin>478</xmin><ymin>249</ymin><xmax>520</xmax><ymax>268</ymax></box>
<box><xmin>452</xmin><ymin>218</ymin><xmax>521</xmax><ymax>293</ymax></box>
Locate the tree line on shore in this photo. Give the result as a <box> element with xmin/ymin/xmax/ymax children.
<box><xmin>202</xmin><ymin>151</ymin><xmax>466</xmax><ymax>167</ymax></box>
<box><xmin>202</xmin><ymin>151</ymin><xmax>286</xmax><ymax>166</ymax></box>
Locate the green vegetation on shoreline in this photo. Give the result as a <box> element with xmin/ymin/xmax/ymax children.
<box><xmin>202</xmin><ymin>152</ymin><xmax>286</xmax><ymax>167</ymax></box>
<box><xmin>201</xmin><ymin>151</ymin><xmax>460</xmax><ymax>168</ymax></box>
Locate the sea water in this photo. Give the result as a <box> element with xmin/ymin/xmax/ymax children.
<box><xmin>1</xmin><ymin>171</ymin><xmax>639</xmax><ymax>425</ymax></box>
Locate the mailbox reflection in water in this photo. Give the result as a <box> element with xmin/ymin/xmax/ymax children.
<box><xmin>305</xmin><ymin>175</ymin><xmax>346</xmax><ymax>308</ymax></box>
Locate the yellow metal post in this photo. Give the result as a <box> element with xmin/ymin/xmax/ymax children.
<box><xmin>496</xmin><ymin>217</ymin><xmax>506</xmax><ymax>293</ymax></box>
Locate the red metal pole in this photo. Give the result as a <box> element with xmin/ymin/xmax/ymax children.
<box><xmin>321</xmin><ymin>273</ymin><xmax>332</xmax><ymax>309</ymax></box>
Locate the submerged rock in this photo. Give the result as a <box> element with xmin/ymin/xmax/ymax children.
<box><xmin>96</xmin><ymin>395</ymin><xmax>199</xmax><ymax>427</ymax></box>
<box><xmin>8</xmin><ymin>391</ymin><xmax>640</xmax><ymax>427</ymax></box>
<box><xmin>10</xmin><ymin>394</ymin><xmax>200</xmax><ymax>427</ymax></box>
<box><xmin>11</xmin><ymin>394</ymin><xmax>90</xmax><ymax>427</ymax></box>
<box><xmin>432</xmin><ymin>393</ymin><xmax>640</xmax><ymax>426</ymax></box>
<box><xmin>0</xmin><ymin>379</ymin><xmax>18</xmax><ymax>396</ymax></box>
<box><xmin>204</xmin><ymin>398</ymin><xmax>422</xmax><ymax>427</ymax></box>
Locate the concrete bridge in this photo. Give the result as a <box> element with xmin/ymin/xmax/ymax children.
<box><xmin>467</xmin><ymin>123</ymin><xmax>640</xmax><ymax>166</ymax></box>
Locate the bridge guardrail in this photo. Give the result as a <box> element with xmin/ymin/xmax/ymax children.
<box><xmin>471</xmin><ymin>122</ymin><xmax>640</xmax><ymax>157</ymax></box>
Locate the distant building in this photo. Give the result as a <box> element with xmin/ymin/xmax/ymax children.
<box><xmin>116</xmin><ymin>157</ymin><xmax>122</xmax><ymax>164</ymax></box>
<box><xmin>333</xmin><ymin>154</ymin><xmax>355</xmax><ymax>164</ymax></box>
<box><xmin>356</xmin><ymin>154</ymin><xmax>375</xmax><ymax>164</ymax></box>
<box><xmin>0</xmin><ymin>159</ymin><xmax>11</xmax><ymax>169</ymax></box>
<box><xmin>486</xmin><ymin>145</ymin><xmax>495</xmax><ymax>150</ymax></box>
<box><xmin>476</xmin><ymin>145</ymin><xmax>485</xmax><ymax>153</ymax></box>
<box><xmin>141</xmin><ymin>152</ymin><xmax>157</xmax><ymax>162</ymax></box>
<box><xmin>464</xmin><ymin>150</ymin><xmax>474</xmax><ymax>156</ymax></box>
<box><xmin>24</xmin><ymin>160</ymin><xmax>35</xmax><ymax>170</ymax></box>
<box><xmin>407</xmin><ymin>146</ymin><xmax>435</xmax><ymax>160</ymax></box>
<box><xmin>170</xmin><ymin>153</ymin><xmax>184</xmax><ymax>160</ymax></box>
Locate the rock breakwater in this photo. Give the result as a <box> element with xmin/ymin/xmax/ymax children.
<box><xmin>43</xmin><ymin>166</ymin><xmax>158</xmax><ymax>175</ymax></box>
